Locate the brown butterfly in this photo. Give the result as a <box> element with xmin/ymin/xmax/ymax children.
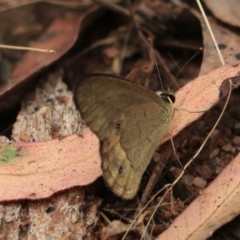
<box><xmin>74</xmin><ymin>74</ymin><xmax>174</xmax><ymax>199</ymax></box>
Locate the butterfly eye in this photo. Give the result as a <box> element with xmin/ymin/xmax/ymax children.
<box><xmin>168</xmin><ymin>94</ymin><xmax>175</xmax><ymax>103</ymax></box>
<box><xmin>116</xmin><ymin>123</ymin><xmax>121</xmax><ymax>129</ymax></box>
<box><xmin>160</xmin><ymin>92</ymin><xmax>175</xmax><ymax>103</ymax></box>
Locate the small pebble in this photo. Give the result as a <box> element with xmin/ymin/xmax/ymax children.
<box><xmin>210</xmin><ymin>129</ymin><xmax>220</xmax><ymax>140</ymax></box>
<box><xmin>181</xmin><ymin>175</ymin><xmax>194</xmax><ymax>186</ymax></box>
<box><xmin>177</xmin><ymin>199</ymin><xmax>185</xmax><ymax>209</ymax></box>
<box><xmin>169</xmin><ymin>167</ymin><xmax>182</xmax><ymax>179</ymax></box>
<box><xmin>236</xmin><ymin>146</ymin><xmax>240</xmax><ymax>151</ymax></box>
<box><xmin>209</xmin><ymin>148</ymin><xmax>219</xmax><ymax>159</ymax></box>
<box><xmin>192</xmin><ymin>177</ymin><xmax>207</xmax><ymax>189</ymax></box>
<box><xmin>234</xmin><ymin>122</ymin><xmax>240</xmax><ymax>135</ymax></box>
<box><xmin>0</xmin><ymin>136</ymin><xmax>10</xmax><ymax>142</ymax></box>
<box><xmin>19</xmin><ymin>133</ymin><xmax>31</xmax><ymax>142</ymax></box>
<box><xmin>233</xmin><ymin>136</ymin><xmax>240</xmax><ymax>145</ymax></box>
<box><xmin>222</xmin><ymin>143</ymin><xmax>233</xmax><ymax>152</ymax></box>
<box><xmin>103</xmin><ymin>47</ymin><xmax>119</xmax><ymax>58</ymax></box>
<box><xmin>196</xmin><ymin>164</ymin><xmax>212</xmax><ymax>180</ymax></box>
<box><xmin>231</xmin><ymin>147</ymin><xmax>236</xmax><ymax>154</ymax></box>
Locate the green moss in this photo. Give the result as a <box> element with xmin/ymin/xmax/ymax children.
<box><xmin>0</xmin><ymin>146</ymin><xmax>19</xmax><ymax>165</ymax></box>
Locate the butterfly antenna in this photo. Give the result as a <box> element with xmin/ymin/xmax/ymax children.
<box><xmin>175</xmin><ymin>47</ymin><xmax>202</xmax><ymax>80</ymax></box>
<box><xmin>148</xmin><ymin>39</ymin><xmax>165</xmax><ymax>93</ymax></box>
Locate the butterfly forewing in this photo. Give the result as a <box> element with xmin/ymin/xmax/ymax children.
<box><xmin>74</xmin><ymin>74</ymin><xmax>173</xmax><ymax>199</ymax></box>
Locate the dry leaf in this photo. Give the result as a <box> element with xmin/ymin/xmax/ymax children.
<box><xmin>203</xmin><ymin>0</ymin><xmax>240</xmax><ymax>28</ymax></box>
<box><xmin>191</xmin><ymin>10</ymin><xmax>240</xmax><ymax>75</ymax></box>
<box><xmin>0</xmin><ymin>6</ymin><xmax>100</xmax><ymax>111</ymax></box>
<box><xmin>162</xmin><ymin>64</ymin><xmax>240</xmax><ymax>143</ymax></box>
<box><xmin>0</xmin><ymin>130</ymin><xmax>101</xmax><ymax>201</ymax></box>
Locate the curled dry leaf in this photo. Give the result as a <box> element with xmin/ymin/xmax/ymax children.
<box><xmin>158</xmin><ymin>152</ymin><xmax>240</xmax><ymax>240</ymax></box>
<box><xmin>0</xmin><ymin>6</ymin><xmax>100</xmax><ymax>111</ymax></box>
<box><xmin>0</xmin><ymin>17</ymin><xmax>80</xmax><ymax>96</ymax></box>
<box><xmin>0</xmin><ymin>130</ymin><xmax>101</xmax><ymax>201</ymax></box>
<box><xmin>10</xmin><ymin>17</ymin><xmax>79</xmax><ymax>80</ymax></box>
<box><xmin>203</xmin><ymin>0</ymin><xmax>240</xmax><ymax>28</ymax></box>
<box><xmin>191</xmin><ymin>10</ymin><xmax>240</xmax><ymax>75</ymax></box>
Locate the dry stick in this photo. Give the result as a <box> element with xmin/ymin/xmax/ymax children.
<box><xmin>123</xmin><ymin>0</ymin><xmax>180</xmax><ymax>88</ymax></box>
<box><xmin>99</xmin><ymin>212</ymin><xmax>111</xmax><ymax>224</ymax></box>
<box><xmin>117</xmin><ymin>23</ymin><xmax>133</xmax><ymax>76</ymax></box>
<box><xmin>94</xmin><ymin>0</ymin><xmax>170</xmax><ymax>37</ymax></box>
<box><xmin>0</xmin><ymin>124</ymin><xmax>13</xmax><ymax>136</ymax></box>
<box><xmin>140</xmin><ymin>122</ymin><xmax>193</xmax><ymax>206</ymax></box>
<box><xmin>196</xmin><ymin>0</ymin><xmax>224</xmax><ymax>65</ymax></box>
<box><xmin>126</xmin><ymin>0</ymin><xmax>155</xmax><ymax>73</ymax></box>
<box><xmin>66</xmin><ymin>36</ymin><xmax>118</xmax><ymax>66</ymax></box>
<box><xmin>0</xmin><ymin>44</ymin><xmax>55</xmax><ymax>53</ymax></box>
<box><xmin>122</xmin><ymin>184</ymin><xmax>171</xmax><ymax>240</ymax></box>
<box><xmin>139</xmin><ymin>143</ymin><xmax>172</xmax><ymax>206</ymax></box>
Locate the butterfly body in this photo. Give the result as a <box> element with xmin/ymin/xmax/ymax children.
<box><xmin>74</xmin><ymin>74</ymin><xmax>173</xmax><ymax>199</ymax></box>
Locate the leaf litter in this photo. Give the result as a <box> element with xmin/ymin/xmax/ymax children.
<box><xmin>0</xmin><ymin>0</ymin><xmax>240</xmax><ymax>239</ymax></box>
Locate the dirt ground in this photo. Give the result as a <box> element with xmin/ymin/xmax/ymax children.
<box><xmin>0</xmin><ymin>1</ymin><xmax>240</xmax><ymax>239</ymax></box>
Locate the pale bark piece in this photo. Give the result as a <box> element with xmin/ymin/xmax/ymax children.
<box><xmin>203</xmin><ymin>0</ymin><xmax>240</xmax><ymax>28</ymax></box>
<box><xmin>158</xmin><ymin>152</ymin><xmax>240</xmax><ymax>240</ymax></box>
<box><xmin>0</xmin><ymin>188</ymin><xmax>100</xmax><ymax>239</ymax></box>
<box><xmin>0</xmin><ymin>130</ymin><xmax>102</xmax><ymax>201</ymax></box>
<box><xmin>0</xmin><ymin>70</ymin><xmax>101</xmax><ymax>238</ymax></box>
<box><xmin>12</xmin><ymin>72</ymin><xmax>81</xmax><ymax>141</ymax></box>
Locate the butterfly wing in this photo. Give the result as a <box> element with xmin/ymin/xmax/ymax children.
<box><xmin>74</xmin><ymin>74</ymin><xmax>172</xmax><ymax>199</ymax></box>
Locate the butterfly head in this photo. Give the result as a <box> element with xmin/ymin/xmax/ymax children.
<box><xmin>159</xmin><ymin>89</ymin><xmax>175</xmax><ymax>104</ymax></box>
